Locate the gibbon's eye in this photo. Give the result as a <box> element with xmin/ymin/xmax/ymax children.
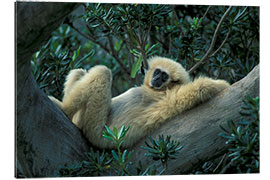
<box><xmin>161</xmin><ymin>71</ymin><xmax>169</xmax><ymax>82</ymax></box>
<box><xmin>171</xmin><ymin>80</ymin><xmax>180</xmax><ymax>84</ymax></box>
<box><xmin>153</xmin><ymin>68</ymin><xmax>161</xmax><ymax>77</ymax></box>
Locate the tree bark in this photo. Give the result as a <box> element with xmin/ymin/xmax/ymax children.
<box><xmin>16</xmin><ymin>2</ymin><xmax>91</xmax><ymax>177</ymax></box>
<box><xmin>130</xmin><ymin>64</ymin><xmax>259</xmax><ymax>174</ymax></box>
<box><xmin>15</xmin><ymin>2</ymin><xmax>259</xmax><ymax>177</ymax></box>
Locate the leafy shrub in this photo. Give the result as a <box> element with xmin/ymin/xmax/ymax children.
<box><xmin>219</xmin><ymin>96</ymin><xmax>259</xmax><ymax>173</ymax></box>
<box><xmin>56</xmin><ymin>125</ymin><xmax>183</xmax><ymax>176</ymax></box>
<box><xmin>141</xmin><ymin>135</ymin><xmax>184</xmax><ymax>169</ymax></box>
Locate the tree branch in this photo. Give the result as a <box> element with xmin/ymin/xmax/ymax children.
<box><xmin>188</xmin><ymin>6</ymin><xmax>232</xmax><ymax>74</ymax></box>
<box><xmin>130</xmin><ymin>65</ymin><xmax>259</xmax><ymax>175</ymax></box>
<box><xmin>107</xmin><ymin>36</ymin><xmax>132</xmax><ymax>78</ymax></box>
<box><xmin>141</xmin><ymin>18</ymin><xmax>152</xmax><ymax>71</ymax></box>
<box><xmin>201</xmin><ymin>6</ymin><xmax>211</xmax><ymax>22</ymax></box>
<box><xmin>209</xmin><ymin>27</ymin><xmax>232</xmax><ymax>58</ymax></box>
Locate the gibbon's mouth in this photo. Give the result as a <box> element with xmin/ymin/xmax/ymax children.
<box><xmin>150</xmin><ymin>81</ymin><xmax>162</xmax><ymax>89</ymax></box>
<box><xmin>149</xmin><ymin>82</ymin><xmax>164</xmax><ymax>90</ymax></box>
<box><xmin>152</xmin><ymin>86</ymin><xmax>162</xmax><ymax>90</ymax></box>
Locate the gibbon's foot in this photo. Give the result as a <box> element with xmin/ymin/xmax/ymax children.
<box><xmin>64</xmin><ymin>68</ymin><xmax>87</xmax><ymax>96</ymax></box>
<box><xmin>70</xmin><ymin>68</ymin><xmax>86</xmax><ymax>81</ymax></box>
<box><xmin>86</xmin><ymin>65</ymin><xmax>112</xmax><ymax>84</ymax></box>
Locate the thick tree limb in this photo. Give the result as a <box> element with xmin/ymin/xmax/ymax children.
<box><xmin>130</xmin><ymin>64</ymin><xmax>259</xmax><ymax>174</ymax></box>
<box><xmin>16</xmin><ymin>2</ymin><xmax>91</xmax><ymax>177</ymax></box>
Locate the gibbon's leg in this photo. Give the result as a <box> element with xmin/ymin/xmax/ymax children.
<box><xmin>142</xmin><ymin>77</ymin><xmax>229</xmax><ymax>129</ymax></box>
<box><xmin>49</xmin><ymin>66</ymin><xmax>113</xmax><ymax>148</ymax></box>
<box><xmin>63</xmin><ymin>65</ymin><xmax>113</xmax><ymax>148</ymax></box>
<box><xmin>62</xmin><ymin>65</ymin><xmax>112</xmax><ymax>121</ymax></box>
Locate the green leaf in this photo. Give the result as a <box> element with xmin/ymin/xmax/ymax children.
<box><xmin>120</xmin><ymin>125</ymin><xmax>130</xmax><ymax>140</ymax></box>
<box><xmin>122</xmin><ymin>149</ymin><xmax>128</xmax><ymax>163</ymax></box>
<box><xmin>228</xmin><ymin>151</ymin><xmax>240</xmax><ymax>158</ymax></box>
<box><xmin>233</xmin><ymin>7</ymin><xmax>248</xmax><ymax>23</ymax></box>
<box><xmin>90</xmin><ymin>24</ymin><xmax>100</xmax><ymax>28</ymax></box>
<box><xmin>118</xmin><ymin>125</ymin><xmax>125</xmax><ymax>139</ymax></box>
<box><xmin>140</xmin><ymin>146</ymin><xmax>154</xmax><ymax>151</ymax></box>
<box><xmin>72</xmin><ymin>46</ymin><xmax>81</xmax><ymax>61</ymax></box>
<box><xmin>55</xmin><ymin>44</ymin><xmax>62</xmax><ymax>55</ymax></box>
<box><xmin>104</xmin><ymin>7</ymin><xmax>113</xmax><ymax>20</ymax></box>
<box><xmin>130</xmin><ymin>56</ymin><xmax>142</xmax><ymax>78</ymax></box>
<box><xmin>129</xmin><ymin>48</ymin><xmax>141</xmax><ymax>56</ymax></box>
<box><xmin>119</xmin><ymin>140</ymin><xmax>125</xmax><ymax>147</ymax></box>
<box><xmin>250</xmin><ymin>133</ymin><xmax>258</xmax><ymax>144</ymax></box>
<box><xmin>127</xmin><ymin>150</ymin><xmax>133</xmax><ymax>161</ymax></box>
<box><xmin>145</xmin><ymin>43</ymin><xmax>150</xmax><ymax>51</ymax></box>
<box><xmin>220</xmin><ymin>124</ymin><xmax>230</xmax><ymax>133</ymax></box>
<box><xmin>103</xmin><ymin>134</ymin><xmax>114</xmax><ymax>141</ymax></box>
<box><xmin>74</xmin><ymin>50</ymin><xmax>94</xmax><ymax>68</ymax></box>
<box><xmin>175</xmin><ymin>145</ymin><xmax>184</xmax><ymax>151</ymax></box>
<box><xmin>104</xmin><ymin>125</ymin><xmax>114</xmax><ymax>138</ymax></box>
<box><xmin>146</xmin><ymin>43</ymin><xmax>159</xmax><ymax>55</ymax></box>
<box><xmin>236</xmin><ymin>126</ymin><xmax>242</xmax><ymax>135</ymax></box>
<box><xmin>141</xmin><ymin>166</ymin><xmax>151</xmax><ymax>175</ymax></box>
<box><xmin>113</xmin><ymin>127</ymin><xmax>118</xmax><ymax>138</ymax></box>
<box><xmin>111</xmin><ymin>150</ymin><xmax>119</xmax><ymax>162</ymax></box>
<box><xmin>114</xmin><ymin>40</ymin><xmax>122</xmax><ymax>51</ymax></box>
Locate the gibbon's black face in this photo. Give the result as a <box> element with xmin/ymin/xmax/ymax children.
<box><xmin>151</xmin><ymin>68</ymin><xmax>169</xmax><ymax>89</ymax></box>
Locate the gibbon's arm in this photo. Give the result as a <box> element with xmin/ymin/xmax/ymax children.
<box><xmin>141</xmin><ymin>77</ymin><xmax>229</xmax><ymax>130</ymax></box>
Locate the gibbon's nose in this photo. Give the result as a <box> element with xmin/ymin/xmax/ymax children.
<box><xmin>151</xmin><ymin>76</ymin><xmax>163</xmax><ymax>89</ymax></box>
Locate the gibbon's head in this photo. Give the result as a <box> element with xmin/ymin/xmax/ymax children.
<box><xmin>143</xmin><ymin>56</ymin><xmax>191</xmax><ymax>90</ymax></box>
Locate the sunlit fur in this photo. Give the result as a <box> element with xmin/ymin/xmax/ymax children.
<box><xmin>49</xmin><ymin>56</ymin><xmax>229</xmax><ymax>148</ymax></box>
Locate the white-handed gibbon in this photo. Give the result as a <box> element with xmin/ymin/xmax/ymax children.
<box><xmin>49</xmin><ymin>56</ymin><xmax>229</xmax><ymax>148</ymax></box>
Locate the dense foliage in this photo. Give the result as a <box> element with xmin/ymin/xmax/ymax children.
<box><xmin>31</xmin><ymin>4</ymin><xmax>259</xmax><ymax>99</ymax></box>
<box><xmin>30</xmin><ymin>3</ymin><xmax>259</xmax><ymax>175</ymax></box>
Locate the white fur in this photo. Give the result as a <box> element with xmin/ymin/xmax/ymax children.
<box><xmin>49</xmin><ymin>56</ymin><xmax>230</xmax><ymax>148</ymax></box>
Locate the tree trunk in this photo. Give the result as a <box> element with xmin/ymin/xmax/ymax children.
<box><xmin>130</xmin><ymin>64</ymin><xmax>259</xmax><ymax>174</ymax></box>
<box><xmin>16</xmin><ymin>2</ymin><xmax>91</xmax><ymax>177</ymax></box>
<box><xmin>15</xmin><ymin>2</ymin><xmax>259</xmax><ymax>177</ymax></box>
